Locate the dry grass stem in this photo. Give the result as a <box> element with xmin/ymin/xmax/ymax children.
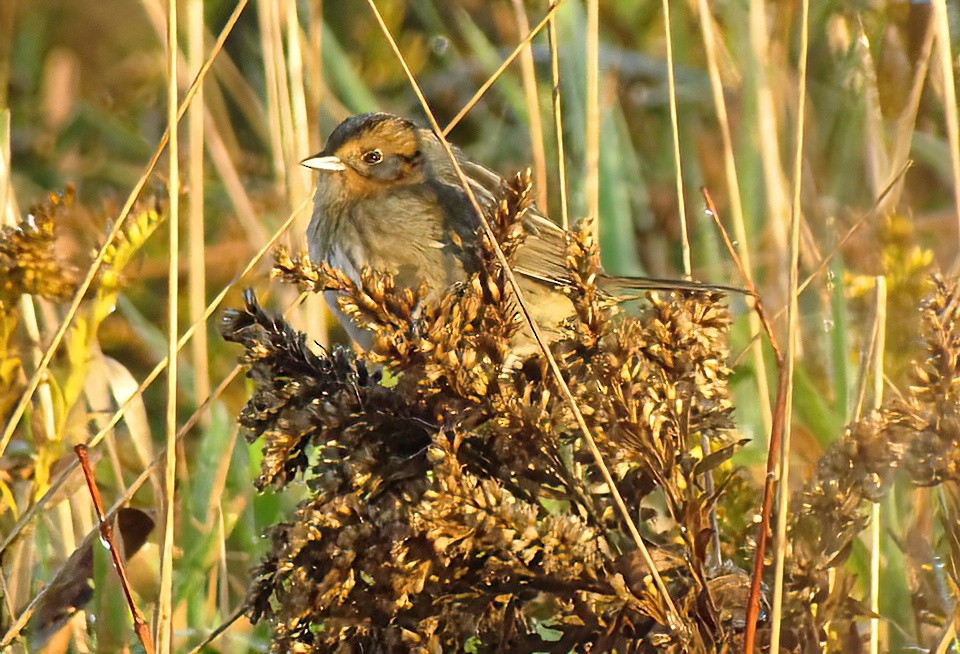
<box><xmin>661</xmin><ymin>0</ymin><xmax>690</xmax><ymax>279</ymax></box>
<box><xmin>702</xmin><ymin>188</ymin><xmax>782</xmax><ymax>362</ymax></box>
<box><xmin>769</xmin><ymin>0</ymin><xmax>810</xmax><ymax>649</ymax></box>
<box><xmin>584</xmin><ymin>0</ymin><xmax>599</xmax><ymax>236</ymax></box>
<box><xmin>868</xmin><ymin>277</ymin><xmax>887</xmax><ymax>654</ymax></box>
<box><xmin>509</xmin><ymin>0</ymin><xmax>548</xmax><ymax>211</ymax></box>
<box><xmin>187</xmin><ymin>0</ymin><xmax>209</xmax><ymax>427</ymax></box>
<box><xmin>931</xmin><ymin>0</ymin><xmax>960</xmax><ymax>254</ymax></box>
<box><xmin>157</xmin><ymin>0</ymin><xmax>180</xmax><ymax>649</ymax></box>
<box><xmin>546</xmin><ymin>0</ymin><xmax>569</xmax><ymax>229</ymax></box>
<box><xmin>696</xmin><ymin>0</ymin><xmax>772</xmax><ymax>433</ymax></box>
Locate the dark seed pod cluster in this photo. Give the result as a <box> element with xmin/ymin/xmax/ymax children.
<box><xmin>224</xmin><ymin>173</ymin><xmax>750</xmax><ymax>652</ymax></box>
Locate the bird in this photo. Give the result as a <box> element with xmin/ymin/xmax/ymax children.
<box><xmin>302</xmin><ymin>112</ymin><xmax>738</xmax><ymax>349</ymax></box>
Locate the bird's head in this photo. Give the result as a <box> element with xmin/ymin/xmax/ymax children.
<box><xmin>301</xmin><ymin>113</ymin><xmax>424</xmax><ymax>192</ymax></box>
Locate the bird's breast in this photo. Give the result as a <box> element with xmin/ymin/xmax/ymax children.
<box><xmin>308</xmin><ymin>181</ymin><xmax>468</xmax><ymax>298</ymax></box>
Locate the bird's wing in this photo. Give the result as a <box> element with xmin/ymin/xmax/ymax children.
<box><xmin>601</xmin><ymin>275</ymin><xmax>746</xmax><ymax>296</ymax></box>
<box><xmin>512</xmin><ymin>209</ymin><xmax>576</xmax><ymax>287</ymax></box>
<box><xmin>420</xmin><ymin>129</ymin><xmax>576</xmax><ymax>288</ymax></box>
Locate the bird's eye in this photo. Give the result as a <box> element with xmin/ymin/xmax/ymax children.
<box><xmin>361</xmin><ymin>149</ymin><xmax>383</xmax><ymax>165</ymax></box>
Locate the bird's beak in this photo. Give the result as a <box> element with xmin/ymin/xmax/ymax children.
<box><xmin>300</xmin><ymin>154</ymin><xmax>346</xmax><ymax>172</ymax></box>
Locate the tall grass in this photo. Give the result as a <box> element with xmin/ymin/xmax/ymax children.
<box><xmin>1</xmin><ymin>1</ymin><xmax>958</xmax><ymax>651</ymax></box>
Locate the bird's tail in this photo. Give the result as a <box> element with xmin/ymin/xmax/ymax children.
<box><xmin>599</xmin><ymin>274</ymin><xmax>748</xmax><ymax>298</ymax></box>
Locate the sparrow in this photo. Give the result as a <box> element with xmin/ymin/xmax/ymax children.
<box><xmin>302</xmin><ymin>112</ymin><xmax>736</xmax><ymax>349</ymax></box>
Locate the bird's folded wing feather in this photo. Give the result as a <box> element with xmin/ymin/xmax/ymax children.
<box><xmin>421</xmin><ymin>129</ymin><xmax>741</xmax><ymax>295</ymax></box>
<box><xmin>421</xmin><ymin>130</ymin><xmax>576</xmax><ymax>288</ymax></box>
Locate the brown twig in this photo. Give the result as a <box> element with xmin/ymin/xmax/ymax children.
<box><xmin>742</xmin><ymin>364</ymin><xmax>790</xmax><ymax>652</ymax></box>
<box><xmin>704</xmin><ymin>183</ymin><xmax>786</xmax><ymax>630</ymax></box>
<box><xmin>701</xmin><ymin>187</ymin><xmax>782</xmax><ymax>362</ymax></box>
<box><xmin>74</xmin><ymin>445</ymin><xmax>154</xmax><ymax>654</ymax></box>
<box><xmin>729</xmin><ymin>160</ymin><xmax>913</xmax><ymax>367</ymax></box>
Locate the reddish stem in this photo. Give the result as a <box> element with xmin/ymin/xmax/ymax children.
<box><xmin>74</xmin><ymin>444</ymin><xmax>155</xmax><ymax>654</ymax></box>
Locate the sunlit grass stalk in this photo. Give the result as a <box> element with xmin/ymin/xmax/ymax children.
<box><xmin>869</xmin><ymin>276</ymin><xmax>887</xmax><ymax>654</ymax></box>
<box><xmin>141</xmin><ymin>0</ymin><xmax>268</xmax><ymax>244</ymax></box>
<box><xmin>0</xmin><ymin>106</ymin><xmax>50</xmax><ymax>641</ymax></box>
<box><xmin>770</xmin><ymin>0</ymin><xmax>809</xmax><ymax>649</ymax></box>
<box><xmin>59</xmin><ymin>500</ymin><xmax>88</xmax><ymax>651</ymax></box>
<box><xmin>188</xmin><ymin>605</ymin><xmax>246</xmax><ymax>654</ymax></box>
<box><xmin>269</xmin><ymin>0</ymin><xmax>296</xmax><ymax>203</ymax></box>
<box><xmin>15</xmin><ymin>310</ymin><xmax>56</xmax><ymax>455</ymax></box>
<box><xmin>660</xmin><ymin>0</ymin><xmax>690</xmax><ymax>278</ymax></box>
<box><xmin>0</xmin><ymin>0</ymin><xmax>249</xmax><ymax>461</ymax></box>
<box><xmin>585</xmin><ymin>0</ymin><xmax>598</xmax><ymax>236</ymax></box>
<box><xmin>509</xmin><ymin>0</ymin><xmax>548</xmax><ymax>211</ymax></box>
<box><xmin>703</xmin><ymin>189</ymin><xmax>782</xmax><ymax>360</ymax></box>
<box><xmin>856</xmin><ymin>26</ymin><xmax>889</xmax><ymax>199</ymax></box>
<box><xmin>0</xmin><ymin>16</ymin><xmax>8</xmax><ymax>109</ymax></box>
<box><xmin>697</xmin><ymin>0</ymin><xmax>772</xmax><ymax>437</ymax></box>
<box><xmin>257</xmin><ymin>1</ymin><xmax>286</xmax><ymax>193</ymax></box>
<box><xmin>930</xmin><ymin>0</ymin><xmax>960</xmax><ymax>255</ymax></box>
<box><xmin>202</xmin><ymin>110</ymin><xmax>268</xmax><ymax>243</ymax></box>
<box><xmin>935</xmin><ymin>622</ymin><xmax>958</xmax><ymax>654</ymax></box>
<box><xmin>286</xmin><ymin>0</ymin><xmax>311</xmax><ymax>212</ymax></box>
<box><xmin>187</xmin><ymin>0</ymin><xmax>209</xmax><ymax>424</ymax></box>
<box><xmin>205</xmin><ymin>425</ymin><xmax>240</xmax><ymax>532</ymax></box>
<box><xmin>364</xmin><ymin>0</ymin><xmax>695</xmax><ymax>642</ymax></box>
<box><xmin>1</xmin><ymin>118</ymin><xmax>57</xmax><ymax>505</ymax></box>
<box><xmin>8</xmin><ymin>538</ymin><xmax>30</xmax><ymax>633</ymax></box>
<box><xmin>546</xmin><ymin>0</ymin><xmax>569</xmax><ymax>229</ymax></box>
<box><xmin>675</xmin><ymin>0</ymin><xmax>727</xmax><ymax>566</ymax></box>
<box><xmin>208</xmin><ymin>45</ymin><xmax>268</xmax><ymax>144</ymax></box>
<box><xmin>157</xmin><ymin>0</ymin><xmax>180</xmax><ymax>649</ymax></box>
<box><xmin>217</xmin><ymin>506</ymin><xmax>231</xmax><ymax>643</ymax></box>
<box><xmin>886</xmin><ymin>15</ymin><xmax>934</xmax><ymax>213</ymax></box>
<box><xmin>0</xmin><ymin>109</ymin><xmax>8</xmax><ymax>221</ymax></box>
<box><xmin>285</xmin><ymin>0</ymin><xmax>328</xmax><ymax>348</ymax></box>
<box><xmin>748</xmin><ymin>0</ymin><xmax>789</xmax><ymax>264</ymax></box>
<box><xmin>307</xmin><ymin>0</ymin><xmax>323</xmax><ymax>117</ymax></box>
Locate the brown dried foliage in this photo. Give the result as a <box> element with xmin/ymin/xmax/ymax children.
<box><xmin>227</xmin><ymin>163</ymin><xmax>960</xmax><ymax>651</ymax></box>
<box><xmin>223</xmin><ymin>173</ymin><xmax>754</xmax><ymax>652</ymax></box>
<box><xmin>782</xmin><ymin>276</ymin><xmax>960</xmax><ymax>651</ymax></box>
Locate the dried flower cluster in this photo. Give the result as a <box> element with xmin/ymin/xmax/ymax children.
<box><xmin>0</xmin><ymin>187</ymin><xmax>78</xmax><ymax>309</ymax></box>
<box><xmin>224</xmin><ymin>173</ymin><xmax>753</xmax><ymax>652</ymax></box>
<box><xmin>783</xmin><ymin>276</ymin><xmax>960</xmax><ymax>650</ymax></box>
<box><xmin>0</xmin><ymin>188</ymin><xmax>80</xmax><ymax>429</ymax></box>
